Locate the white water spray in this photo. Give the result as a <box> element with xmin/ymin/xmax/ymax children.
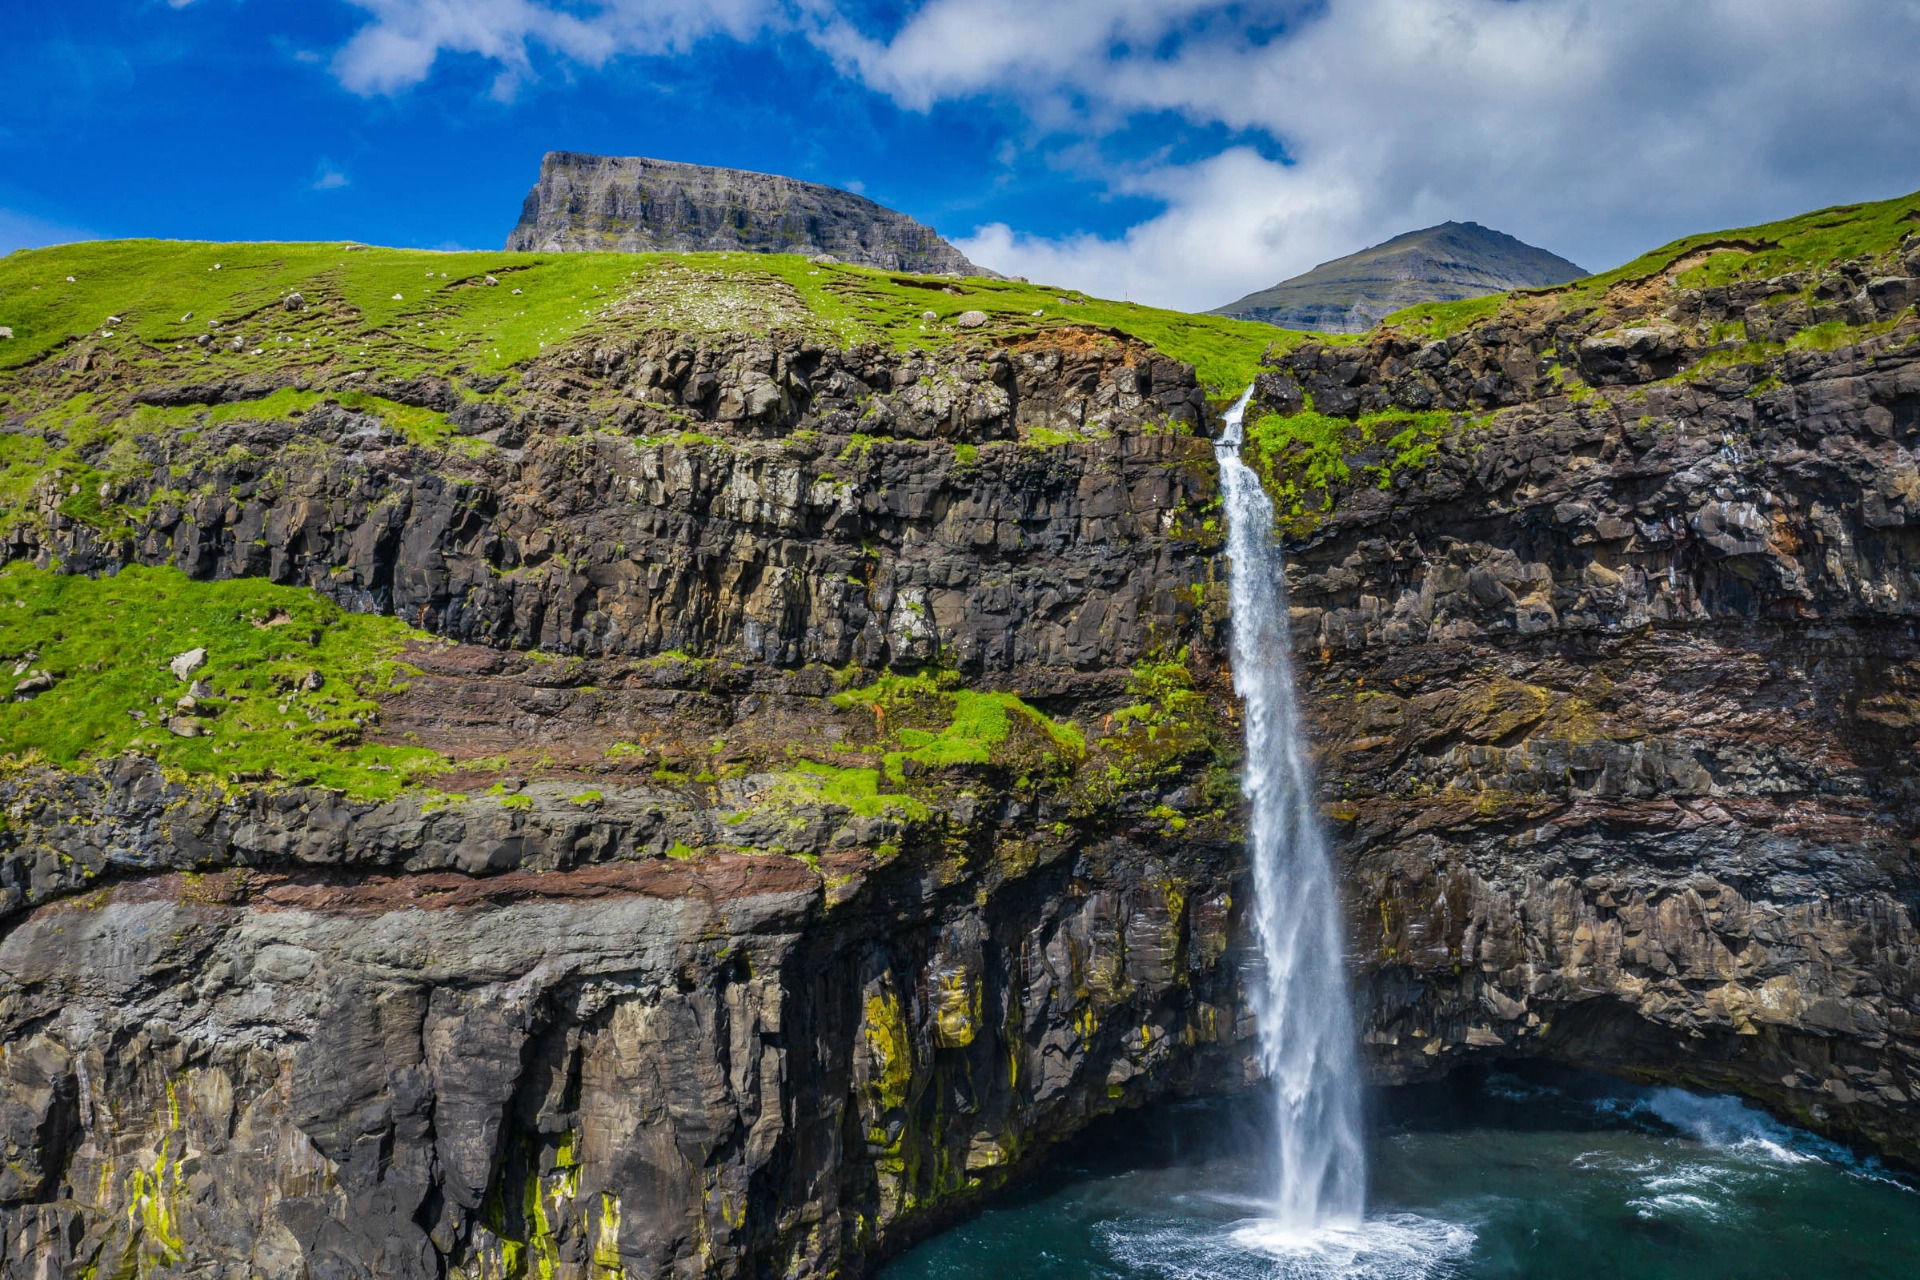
<box><xmin>1216</xmin><ymin>386</ymin><xmax>1367</xmax><ymax>1229</ymax></box>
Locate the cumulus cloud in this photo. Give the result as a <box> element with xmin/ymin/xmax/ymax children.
<box><xmin>852</xmin><ymin>0</ymin><xmax>1920</xmax><ymax>308</ymax></box>
<box><xmin>331</xmin><ymin>0</ymin><xmax>778</xmax><ymax>98</ymax></box>
<box><xmin>317</xmin><ymin>0</ymin><xmax>1920</xmax><ymax>309</ymax></box>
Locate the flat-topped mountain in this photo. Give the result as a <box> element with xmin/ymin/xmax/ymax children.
<box><xmin>506</xmin><ymin>150</ymin><xmax>990</xmax><ymax>275</ymax></box>
<box><xmin>1211</xmin><ymin>220</ymin><xmax>1586</xmax><ymax>333</ymax></box>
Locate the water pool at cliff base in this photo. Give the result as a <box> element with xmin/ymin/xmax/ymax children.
<box><xmin>879</xmin><ymin>1065</ymin><xmax>1920</xmax><ymax>1280</ymax></box>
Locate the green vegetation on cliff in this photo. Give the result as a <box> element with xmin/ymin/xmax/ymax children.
<box><xmin>0</xmin><ymin>239</ymin><xmax>1293</xmax><ymax>401</ymax></box>
<box><xmin>0</xmin><ymin>565</ymin><xmax>440</xmax><ymax>797</ymax></box>
<box><xmin>831</xmin><ymin>670</ymin><xmax>1084</xmax><ymax>785</ymax></box>
<box><xmin>1244</xmin><ymin>406</ymin><xmax>1474</xmax><ymax>528</ymax></box>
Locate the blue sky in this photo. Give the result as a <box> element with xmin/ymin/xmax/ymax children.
<box><xmin>6</xmin><ymin>1</ymin><xmax>1920</xmax><ymax>311</ymax></box>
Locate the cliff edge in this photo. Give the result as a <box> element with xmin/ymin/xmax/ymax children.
<box><xmin>506</xmin><ymin>151</ymin><xmax>991</xmax><ymax>276</ymax></box>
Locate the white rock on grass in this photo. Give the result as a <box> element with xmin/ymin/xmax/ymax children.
<box><xmin>169</xmin><ymin>648</ymin><xmax>208</xmax><ymax>681</ymax></box>
<box><xmin>921</xmin><ymin>311</ymin><xmax>938</xmax><ymax>322</ymax></box>
<box><xmin>0</xmin><ymin>328</ymin><xmax>11</xmax><ymax>340</ymax></box>
<box><xmin>956</xmin><ymin>310</ymin><xmax>989</xmax><ymax>328</ymax></box>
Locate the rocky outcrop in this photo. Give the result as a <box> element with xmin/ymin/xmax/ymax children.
<box><xmin>507</xmin><ymin>152</ymin><xmax>989</xmax><ymax>276</ymax></box>
<box><xmin>1212</xmin><ymin>221</ymin><xmax>1586</xmax><ymax>334</ymax></box>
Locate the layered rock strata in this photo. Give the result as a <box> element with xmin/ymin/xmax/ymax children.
<box><xmin>0</xmin><ymin>330</ymin><xmax>1252</xmax><ymax>1279</ymax></box>
<box><xmin>3</xmin><ymin>223</ymin><xmax>1920</xmax><ymax>1279</ymax></box>
<box><xmin>1247</xmin><ymin>232</ymin><xmax>1920</xmax><ymax>1165</ymax></box>
<box><xmin>507</xmin><ymin>153</ymin><xmax>987</xmax><ymax>277</ymax></box>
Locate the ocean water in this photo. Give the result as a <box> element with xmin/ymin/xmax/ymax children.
<box><xmin>878</xmin><ymin>1065</ymin><xmax>1920</xmax><ymax>1280</ymax></box>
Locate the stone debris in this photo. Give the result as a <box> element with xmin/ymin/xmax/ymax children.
<box><xmin>12</xmin><ymin>671</ymin><xmax>52</xmax><ymax>698</ymax></box>
<box><xmin>0</xmin><ymin>328</ymin><xmax>11</xmax><ymax>340</ymax></box>
<box><xmin>164</xmin><ymin>716</ymin><xmax>200</xmax><ymax>737</ymax></box>
<box><xmin>168</xmin><ymin>648</ymin><xmax>208</xmax><ymax>681</ymax></box>
<box><xmin>284</xmin><ymin>292</ymin><xmax>307</xmax><ymax>311</ymax></box>
<box><xmin>955</xmin><ymin>310</ymin><xmax>989</xmax><ymax>328</ymax></box>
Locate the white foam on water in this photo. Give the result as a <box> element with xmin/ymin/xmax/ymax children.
<box><xmin>1627</xmin><ymin>1191</ymin><xmax>1723</xmax><ymax>1221</ymax></box>
<box><xmin>1101</xmin><ymin>1213</ymin><xmax>1476</xmax><ymax>1280</ymax></box>
<box><xmin>1642</xmin><ymin>1088</ymin><xmax>1824</xmax><ymax>1165</ymax></box>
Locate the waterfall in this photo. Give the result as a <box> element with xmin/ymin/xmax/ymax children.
<box><xmin>1215</xmin><ymin>386</ymin><xmax>1367</xmax><ymax>1229</ymax></box>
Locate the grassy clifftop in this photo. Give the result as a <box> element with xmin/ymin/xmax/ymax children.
<box><xmin>0</xmin><ymin>239</ymin><xmax>1292</xmax><ymax>401</ymax></box>
<box><xmin>1383</xmin><ymin>186</ymin><xmax>1920</xmax><ymax>338</ymax></box>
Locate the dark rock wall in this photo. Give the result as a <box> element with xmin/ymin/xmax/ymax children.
<box><xmin>1252</xmin><ymin>251</ymin><xmax>1920</xmax><ymax>1164</ymax></box>
<box><xmin>6</xmin><ymin>238</ymin><xmax>1920</xmax><ymax>1278</ymax></box>
<box><xmin>0</xmin><ymin>334</ymin><xmax>1255</xmax><ymax>1279</ymax></box>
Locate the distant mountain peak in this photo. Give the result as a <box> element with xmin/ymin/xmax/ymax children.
<box><xmin>507</xmin><ymin>152</ymin><xmax>990</xmax><ymax>276</ymax></box>
<box><xmin>1210</xmin><ymin>221</ymin><xmax>1587</xmax><ymax>334</ymax></box>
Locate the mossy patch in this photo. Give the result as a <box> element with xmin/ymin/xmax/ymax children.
<box><xmin>0</xmin><ymin>564</ymin><xmax>443</xmax><ymax>797</ymax></box>
<box><xmin>830</xmin><ymin>670</ymin><xmax>1083</xmax><ymax>784</ymax></box>
<box><xmin>1243</xmin><ymin>406</ymin><xmax>1478</xmax><ymax>529</ymax></box>
<box><xmin>768</xmin><ymin>761</ymin><xmax>930</xmax><ymax>823</ymax></box>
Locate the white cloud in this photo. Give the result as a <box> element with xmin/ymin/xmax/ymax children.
<box><xmin>313</xmin><ymin>167</ymin><xmax>351</xmax><ymax>191</ymax></box>
<box><xmin>331</xmin><ymin>0</ymin><xmax>780</xmax><ymax>98</ymax></box>
<box><xmin>959</xmin><ymin>147</ymin><xmax>1361</xmax><ymax>309</ymax></box>
<box><xmin>850</xmin><ymin>0</ymin><xmax>1920</xmax><ymax>309</ymax></box>
<box><xmin>314</xmin><ymin>0</ymin><xmax>1920</xmax><ymax>311</ymax></box>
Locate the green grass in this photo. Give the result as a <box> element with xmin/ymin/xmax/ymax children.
<box><xmin>1378</xmin><ymin>295</ymin><xmax>1505</xmax><ymax>341</ymax></box>
<box><xmin>0</xmin><ymin>564</ymin><xmax>443</xmax><ymax>797</ymax></box>
<box><xmin>830</xmin><ymin>670</ymin><xmax>1084</xmax><ymax>784</ymax></box>
<box><xmin>769</xmin><ymin>760</ymin><xmax>930</xmax><ymax>822</ymax></box>
<box><xmin>0</xmin><ymin>239</ymin><xmax>1300</xmax><ymax>404</ymax></box>
<box><xmin>1243</xmin><ymin>407</ymin><xmax>1466</xmax><ymax>526</ymax></box>
<box><xmin>1376</xmin><ymin>187</ymin><xmax>1920</xmax><ymax>340</ymax></box>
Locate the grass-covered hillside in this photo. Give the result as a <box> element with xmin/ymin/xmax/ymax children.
<box><xmin>0</xmin><ymin>239</ymin><xmax>1293</xmax><ymax>404</ymax></box>
<box><xmin>1382</xmin><ymin>186</ymin><xmax>1920</xmax><ymax>339</ymax></box>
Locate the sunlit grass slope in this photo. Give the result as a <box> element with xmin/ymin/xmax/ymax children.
<box><xmin>0</xmin><ymin>239</ymin><xmax>1297</xmax><ymax>399</ymax></box>
<box><xmin>1383</xmin><ymin>186</ymin><xmax>1920</xmax><ymax>338</ymax></box>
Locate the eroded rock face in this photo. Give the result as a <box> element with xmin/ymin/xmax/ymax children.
<box><xmin>506</xmin><ymin>152</ymin><xmax>988</xmax><ymax>277</ymax></box>
<box><xmin>0</xmin><ymin>332</ymin><xmax>1253</xmax><ymax>1279</ymax></box>
<box><xmin>4</xmin><ymin>237</ymin><xmax>1920</xmax><ymax>1279</ymax></box>
<box><xmin>1250</xmin><ymin>243</ymin><xmax>1920</xmax><ymax>1165</ymax></box>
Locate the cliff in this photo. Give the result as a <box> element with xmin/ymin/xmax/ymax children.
<box><xmin>0</xmin><ymin>185</ymin><xmax>1918</xmax><ymax>1279</ymax></box>
<box><xmin>507</xmin><ymin>152</ymin><xmax>990</xmax><ymax>276</ymax></box>
<box><xmin>0</xmin><ymin>246</ymin><xmax>1271</xmax><ymax>1279</ymax></box>
<box><xmin>1212</xmin><ymin>220</ymin><xmax>1586</xmax><ymax>334</ymax></box>
<box><xmin>1242</xmin><ymin>190</ymin><xmax>1920</xmax><ymax>1164</ymax></box>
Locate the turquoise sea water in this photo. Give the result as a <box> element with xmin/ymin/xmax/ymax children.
<box><xmin>879</xmin><ymin>1066</ymin><xmax>1920</xmax><ymax>1280</ymax></box>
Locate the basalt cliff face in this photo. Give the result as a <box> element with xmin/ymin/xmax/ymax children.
<box><xmin>0</xmin><ymin>269</ymin><xmax>1258</xmax><ymax>1280</ymax></box>
<box><xmin>507</xmin><ymin>153</ymin><xmax>987</xmax><ymax>277</ymax></box>
<box><xmin>2</xmin><ymin>197</ymin><xmax>1920</xmax><ymax>1279</ymax></box>
<box><xmin>1245</xmin><ymin>217</ymin><xmax>1920</xmax><ymax>1165</ymax></box>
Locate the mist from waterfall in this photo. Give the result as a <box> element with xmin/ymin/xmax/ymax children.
<box><xmin>1215</xmin><ymin>386</ymin><xmax>1367</xmax><ymax>1230</ymax></box>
